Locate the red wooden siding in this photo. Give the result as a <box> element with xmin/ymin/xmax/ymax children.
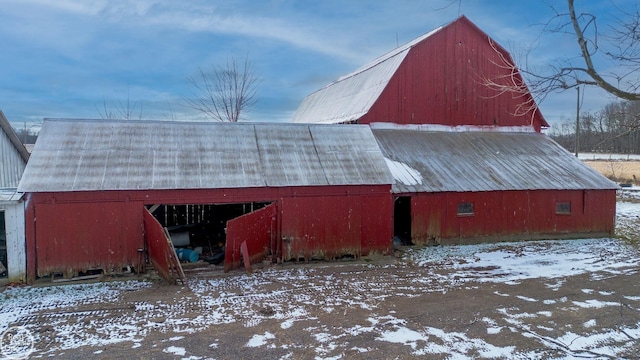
<box><xmin>410</xmin><ymin>189</ymin><xmax>615</xmax><ymax>244</ymax></box>
<box><xmin>280</xmin><ymin>192</ymin><xmax>392</xmax><ymax>260</ymax></box>
<box><xmin>143</xmin><ymin>208</ymin><xmax>184</xmax><ymax>284</ymax></box>
<box><xmin>34</xmin><ymin>201</ymin><xmax>143</xmax><ymax>277</ymax></box>
<box><xmin>361</xmin><ymin>17</ymin><xmax>547</xmax><ymax>131</ymax></box>
<box><xmin>25</xmin><ymin>185</ymin><xmax>392</xmax><ymax>282</ymax></box>
<box><xmin>225</xmin><ymin>202</ymin><xmax>277</xmax><ymax>272</ymax></box>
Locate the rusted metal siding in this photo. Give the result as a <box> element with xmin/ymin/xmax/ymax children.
<box><xmin>225</xmin><ymin>203</ymin><xmax>277</xmax><ymax>272</ymax></box>
<box><xmin>410</xmin><ymin>189</ymin><xmax>616</xmax><ymax>244</ymax></box>
<box><xmin>34</xmin><ymin>201</ymin><xmax>144</xmax><ymax>277</ymax></box>
<box><xmin>362</xmin><ymin>16</ymin><xmax>547</xmax><ymax>130</ymax></box>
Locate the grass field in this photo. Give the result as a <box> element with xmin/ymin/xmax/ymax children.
<box><xmin>583</xmin><ymin>160</ymin><xmax>640</xmax><ymax>185</ymax></box>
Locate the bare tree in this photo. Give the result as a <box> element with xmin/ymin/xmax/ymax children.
<box><xmin>525</xmin><ymin>0</ymin><xmax>640</xmax><ymax>101</ymax></box>
<box><xmin>483</xmin><ymin>0</ymin><xmax>640</xmax><ymax>132</ymax></box>
<box><xmin>97</xmin><ymin>97</ymin><xmax>145</xmax><ymax>120</ymax></box>
<box><xmin>185</xmin><ymin>56</ymin><xmax>259</xmax><ymax>122</ymax></box>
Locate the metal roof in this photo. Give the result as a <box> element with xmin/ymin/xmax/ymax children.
<box><xmin>18</xmin><ymin>119</ymin><xmax>394</xmax><ymax>193</ymax></box>
<box><xmin>0</xmin><ymin>111</ymin><xmax>29</xmax><ymax>188</ymax></box>
<box><xmin>291</xmin><ymin>24</ymin><xmax>446</xmax><ymax>125</ymax></box>
<box><xmin>372</xmin><ymin>128</ymin><xmax>619</xmax><ymax>193</ymax></box>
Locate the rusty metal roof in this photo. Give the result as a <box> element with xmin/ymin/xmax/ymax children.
<box><xmin>18</xmin><ymin>119</ymin><xmax>393</xmax><ymax>192</ymax></box>
<box><xmin>372</xmin><ymin>128</ymin><xmax>618</xmax><ymax>193</ymax></box>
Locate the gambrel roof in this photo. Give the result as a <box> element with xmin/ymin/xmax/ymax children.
<box><xmin>291</xmin><ymin>26</ymin><xmax>442</xmax><ymax>124</ymax></box>
<box><xmin>292</xmin><ymin>16</ymin><xmax>549</xmax><ymax>130</ymax></box>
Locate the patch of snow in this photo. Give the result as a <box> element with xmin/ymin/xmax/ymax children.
<box><xmin>383</xmin><ymin>157</ymin><xmax>422</xmax><ymax>185</ymax></box>
<box><xmin>370</xmin><ymin>122</ymin><xmax>535</xmax><ymax>133</ymax></box>
<box><xmin>572</xmin><ymin>300</ymin><xmax>619</xmax><ymax>309</ymax></box>
<box><xmin>578</xmin><ymin>152</ymin><xmax>640</xmax><ymax>161</ymax></box>
<box><xmin>584</xmin><ymin>319</ymin><xmax>597</xmax><ymax>328</ymax></box>
<box><xmin>376</xmin><ymin>326</ymin><xmax>425</xmax><ymax>349</ymax></box>
<box><xmin>163</xmin><ymin>346</ymin><xmax>186</xmax><ymax>356</ymax></box>
<box><xmin>245</xmin><ymin>332</ymin><xmax>275</xmax><ymax>348</ymax></box>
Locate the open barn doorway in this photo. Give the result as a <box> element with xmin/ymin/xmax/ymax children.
<box><xmin>0</xmin><ymin>211</ymin><xmax>6</xmax><ymax>278</ymax></box>
<box><xmin>147</xmin><ymin>202</ymin><xmax>273</xmax><ymax>266</ymax></box>
<box><xmin>393</xmin><ymin>196</ymin><xmax>412</xmax><ymax>246</ymax></box>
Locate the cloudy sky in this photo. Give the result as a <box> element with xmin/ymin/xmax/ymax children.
<box><xmin>0</xmin><ymin>0</ymin><xmax>636</xmax><ymax>131</ymax></box>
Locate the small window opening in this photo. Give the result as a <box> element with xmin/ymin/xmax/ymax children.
<box><xmin>556</xmin><ymin>202</ymin><xmax>571</xmax><ymax>215</ymax></box>
<box><xmin>457</xmin><ymin>202</ymin><xmax>474</xmax><ymax>216</ymax></box>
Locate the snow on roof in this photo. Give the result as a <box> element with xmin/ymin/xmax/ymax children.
<box><xmin>0</xmin><ymin>188</ymin><xmax>23</xmax><ymax>202</ymax></box>
<box><xmin>372</xmin><ymin>129</ymin><xmax>619</xmax><ymax>193</ymax></box>
<box><xmin>370</xmin><ymin>122</ymin><xmax>537</xmax><ymax>133</ymax></box>
<box><xmin>291</xmin><ymin>21</ymin><xmax>450</xmax><ymax>125</ymax></box>
<box><xmin>291</xmin><ymin>49</ymin><xmax>409</xmax><ymax>124</ymax></box>
<box><xmin>18</xmin><ymin>119</ymin><xmax>394</xmax><ymax>192</ymax></box>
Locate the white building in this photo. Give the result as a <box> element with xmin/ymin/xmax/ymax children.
<box><xmin>0</xmin><ymin>110</ymin><xmax>29</xmax><ymax>282</ymax></box>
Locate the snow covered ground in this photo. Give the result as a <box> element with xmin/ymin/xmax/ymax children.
<box><xmin>1</xmin><ymin>198</ymin><xmax>639</xmax><ymax>359</ymax></box>
<box><xmin>578</xmin><ymin>153</ymin><xmax>640</xmax><ymax>161</ymax></box>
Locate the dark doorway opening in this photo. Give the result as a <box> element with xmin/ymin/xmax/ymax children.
<box><xmin>148</xmin><ymin>202</ymin><xmax>272</xmax><ymax>265</ymax></box>
<box><xmin>0</xmin><ymin>211</ymin><xmax>6</xmax><ymax>277</ymax></box>
<box><xmin>394</xmin><ymin>196</ymin><xmax>412</xmax><ymax>246</ymax></box>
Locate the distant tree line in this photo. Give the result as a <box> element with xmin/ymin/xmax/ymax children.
<box><xmin>548</xmin><ymin>100</ymin><xmax>640</xmax><ymax>154</ymax></box>
<box><xmin>14</xmin><ymin>127</ymin><xmax>38</xmax><ymax>145</ymax></box>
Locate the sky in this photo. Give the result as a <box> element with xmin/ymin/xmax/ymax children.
<box><xmin>1</xmin><ymin>0</ymin><xmax>637</xmax><ymax>132</ymax></box>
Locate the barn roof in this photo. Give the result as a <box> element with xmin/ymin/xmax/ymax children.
<box><xmin>291</xmin><ymin>25</ymin><xmax>442</xmax><ymax>124</ymax></box>
<box><xmin>0</xmin><ymin>110</ymin><xmax>29</xmax><ymax>188</ymax></box>
<box><xmin>18</xmin><ymin>119</ymin><xmax>394</xmax><ymax>192</ymax></box>
<box><xmin>291</xmin><ymin>25</ymin><xmax>443</xmax><ymax>124</ymax></box>
<box><xmin>372</xmin><ymin>126</ymin><xmax>618</xmax><ymax>193</ymax></box>
<box><xmin>291</xmin><ymin>16</ymin><xmax>549</xmax><ymax>128</ymax></box>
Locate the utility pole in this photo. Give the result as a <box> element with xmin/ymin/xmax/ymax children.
<box><xmin>575</xmin><ymin>87</ymin><xmax>580</xmax><ymax>157</ymax></box>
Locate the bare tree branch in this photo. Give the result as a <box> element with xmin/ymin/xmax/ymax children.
<box><xmin>567</xmin><ymin>0</ymin><xmax>640</xmax><ymax>101</ymax></box>
<box><xmin>185</xmin><ymin>56</ymin><xmax>259</xmax><ymax>122</ymax></box>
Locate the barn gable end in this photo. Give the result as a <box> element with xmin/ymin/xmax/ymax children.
<box><xmin>292</xmin><ymin>16</ymin><xmax>548</xmax><ymax>131</ymax></box>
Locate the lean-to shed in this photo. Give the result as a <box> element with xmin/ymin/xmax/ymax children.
<box><xmin>18</xmin><ymin>119</ymin><xmax>394</xmax><ymax>282</ymax></box>
<box><xmin>372</xmin><ymin>124</ymin><xmax>618</xmax><ymax>244</ymax></box>
<box><xmin>292</xmin><ymin>16</ymin><xmax>549</xmax><ymax>132</ymax></box>
<box><xmin>0</xmin><ymin>110</ymin><xmax>29</xmax><ymax>282</ymax></box>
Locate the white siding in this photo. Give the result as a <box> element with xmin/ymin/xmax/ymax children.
<box><xmin>1</xmin><ymin>192</ymin><xmax>25</xmax><ymax>283</ymax></box>
<box><xmin>0</xmin><ymin>127</ymin><xmax>26</xmax><ymax>188</ymax></box>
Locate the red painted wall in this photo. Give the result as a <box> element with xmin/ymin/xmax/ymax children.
<box><xmin>24</xmin><ymin>185</ymin><xmax>393</xmax><ymax>282</ymax></box>
<box><xmin>280</xmin><ymin>192</ymin><xmax>392</xmax><ymax>261</ymax></box>
<box><xmin>409</xmin><ymin>189</ymin><xmax>616</xmax><ymax>244</ymax></box>
<box><xmin>361</xmin><ymin>17</ymin><xmax>548</xmax><ymax>132</ymax></box>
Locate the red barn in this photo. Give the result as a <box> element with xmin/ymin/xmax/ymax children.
<box><xmin>18</xmin><ymin>119</ymin><xmax>394</xmax><ymax>282</ymax></box>
<box><xmin>292</xmin><ymin>15</ymin><xmax>548</xmax><ymax>132</ymax></box>
<box><xmin>292</xmin><ymin>16</ymin><xmax>617</xmax><ymax>244</ymax></box>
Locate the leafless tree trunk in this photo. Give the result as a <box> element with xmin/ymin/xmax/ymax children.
<box><xmin>97</xmin><ymin>93</ymin><xmax>145</xmax><ymax>120</ymax></box>
<box><xmin>486</xmin><ymin>1</ymin><xmax>639</xmax><ymax>110</ymax></box>
<box><xmin>185</xmin><ymin>56</ymin><xmax>259</xmax><ymax>122</ymax></box>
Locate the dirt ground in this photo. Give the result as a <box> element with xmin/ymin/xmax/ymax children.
<box><xmin>2</xmin><ymin>196</ymin><xmax>640</xmax><ymax>359</ymax></box>
<box><xmin>3</xmin><ymin>241</ymin><xmax>639</xmax><ymax>359</ymax></box>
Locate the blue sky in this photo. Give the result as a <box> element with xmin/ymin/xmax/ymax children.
<box><xmin>0</xmin><ymin>0</ymin><xmax>636</xmax><ymax>131</ymax></box>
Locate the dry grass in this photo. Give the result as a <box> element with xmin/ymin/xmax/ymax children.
<box><xmin>584</xmin><ymin>160</ymin><xmax>640</xmax><ymax>185</ymax></box>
